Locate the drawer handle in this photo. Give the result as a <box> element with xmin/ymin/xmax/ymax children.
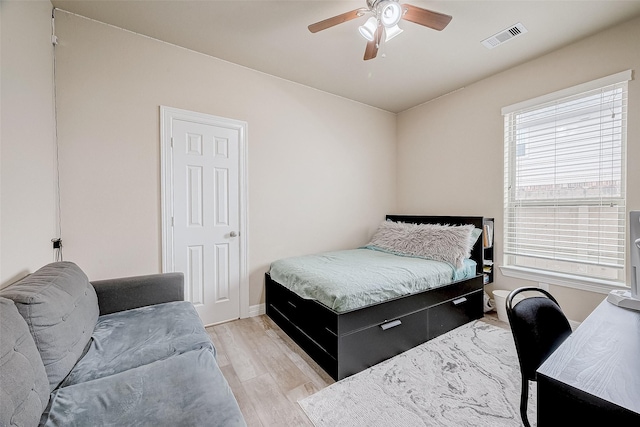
<box><xmin>287</xmin><ymin>301</ymin><xmax>297</xmax><ymax>309</ymax></box>
<box><xmin>453</xmin><ymin>297</ymin><xmax>468</xmax><ymax>306</ymax></box>
<box><xmin>380</xmin><ymin>319</ymin><xmax>402</xmax><ymax>330</ymax></box>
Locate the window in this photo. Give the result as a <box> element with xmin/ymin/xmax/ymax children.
<box><xmin>502</xmin><ymin>71</ymin><xmax>631</xmax><ymax>288</ymax></box>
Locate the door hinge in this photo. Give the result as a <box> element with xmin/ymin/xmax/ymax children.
<box><xmin>170</xmin><ymin>137</ymin><xmax>174</xmax><ymax>148</ymax></box>
<box><xmin>171</xmin><ymin>217</ymin><xmax>174</xmax><ymax>227</ymax></box>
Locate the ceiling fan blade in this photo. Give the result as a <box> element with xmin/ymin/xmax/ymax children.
<box><xmin>363</xmin><ymin>25</ymin><xmax>383</xmax><ymax>61</ymax></box>
<box><xmin>402</xmin><ymin>4</ymin><xmax>452</xmax><ymax>31</ymax></box>
<box><xmin>308</xmin><ymin>9</ymin><xmax>364</xmax><ymax>33</ymax></box>
<box><xmin>363</xmin><ymin>39</ymin><xmax>378</xmax><ymax>60</ymax></box>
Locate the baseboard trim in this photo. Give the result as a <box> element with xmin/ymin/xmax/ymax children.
<box><xmin>248</xmin><ymin>303</ymin><xmax>266</xmax><ymax>317</ymax></box>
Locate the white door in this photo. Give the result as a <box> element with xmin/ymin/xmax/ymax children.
<box><xmin>161</xmin><ymin>107</ymin><xmax>248</xmax><ymax>326</ymax></box>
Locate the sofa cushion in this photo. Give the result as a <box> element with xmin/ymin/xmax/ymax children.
<box><xmin>0</xmin><ymin>262</ymin><xmax>99</xmax><ymax>391</ymax></box>
<box><xmin>0</xmin><ymin>297</ymin><xmax>50</xmax><ymax>427</ymax></box>
<box><xmin>43</xmin><ymin>349</ymin><xmax>246</xmax><ymax>427</ymax></box>
<box><xmin>61</xmin><ymin>301</ymin><xmax>215</xmax><ymax>387</ymax></box>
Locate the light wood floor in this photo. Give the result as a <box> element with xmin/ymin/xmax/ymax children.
<box><xmin>206</xmin><ymin>313</ymin><xmax>508</xmax><ymax>427</ymax></box>
<box><xmin>206</xmin><ymin>315</ymin><xmax>334</xmax><ymax>426</ymax></box>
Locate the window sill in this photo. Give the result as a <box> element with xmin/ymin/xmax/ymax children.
<box><xmin>499</xmin><ymin>265</ymin><xmax>628</xmax><ymax>295</ymax></box>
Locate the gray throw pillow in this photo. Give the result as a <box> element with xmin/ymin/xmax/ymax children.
<box><xmin>0</xmin><ymin>262</ymin><xmax>99</xmax><ymax>391</ymax></box>
<box><xmin>367</xmin><ymin>221</ymin><xmax>476</xmax><ymax>268</ymax></box>
<box><xmin>0</xmin><ymin>297</ymin><xmax>50</xmax><ymax>426</ymax></box>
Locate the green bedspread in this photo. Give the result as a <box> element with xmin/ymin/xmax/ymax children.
<box><xmin>269</xmin><ymin>248</ymin><xmax>477</xmax><ymax>313</ymax></box>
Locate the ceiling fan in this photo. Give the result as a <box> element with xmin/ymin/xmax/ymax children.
<box><xmin>308</xmin><ymin>0</ymin><xmax>452</xmax><ymax>60</ymax></box>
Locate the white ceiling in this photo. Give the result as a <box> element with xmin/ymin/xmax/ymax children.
<box><xmin>51</xmin><ymin>0</ymin><xmax>640</xmax><ymax>113</ymax></box>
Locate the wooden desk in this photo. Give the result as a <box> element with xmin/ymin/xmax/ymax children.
<box><xmin>537</xmin><ymin>300</ymin><xmax>640</xmax><ymax>425</ymax></box>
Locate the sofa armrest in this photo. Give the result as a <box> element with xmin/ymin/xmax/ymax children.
<box><xmin>91</xmin><ymin>272</ymin><xmax>184</xmax><ymax>315</ymax></box>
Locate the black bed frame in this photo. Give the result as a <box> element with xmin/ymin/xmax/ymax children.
<box><xmin>265</xmin><ymin>215</ymin><xmax>485</xmax><ymax>381</ymax></box>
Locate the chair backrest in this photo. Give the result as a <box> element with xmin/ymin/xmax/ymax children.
<box><xmin>506</xmin><ymin>287</ymin><xmax>572</xmax><ymax>381</ymax></box>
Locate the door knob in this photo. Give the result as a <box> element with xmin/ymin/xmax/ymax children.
<box><xmin>229</xmin><ymin>231</ymin><xmax>238</xmax><ymax>237</ymax></box>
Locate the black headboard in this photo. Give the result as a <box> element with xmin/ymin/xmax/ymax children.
<box><xmin>385</xmin><ymin>215</ymin><xmax>485</xmax><ymax>276</ymax></box>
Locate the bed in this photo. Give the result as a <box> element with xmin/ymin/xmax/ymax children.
<box><xmin>265</xmin><ymin>215</ymin><xmax>485</xmax><ymax>381</ymax></box>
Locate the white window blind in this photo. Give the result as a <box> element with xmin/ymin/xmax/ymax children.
<box><xmin>503</xmin><ymin>71</ymin><xmax>630</xmax><ymax>284</ymax></box>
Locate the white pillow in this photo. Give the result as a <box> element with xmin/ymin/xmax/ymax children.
<box><xmin>367</xmin><ymin>221</ymin><xmax>476</xmax><ymax>268</ymax></box>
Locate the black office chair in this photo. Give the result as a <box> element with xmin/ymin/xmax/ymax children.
<box><xmin>506</xmin><ymin>287</ymin><xmax>572</xmax><ymax>427</ymax></box>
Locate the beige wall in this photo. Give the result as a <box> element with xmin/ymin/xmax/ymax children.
<box><xmin>4</xmin><ymin>4</ymin><xmax>638</xmax><ymax>320</ymax></box>
<box><xmin>0</xmin><ymin>0</ymin><xmax>56</xmax><ymax>286</ymax></box>
<box><xmin>53</xmin><ymin>11</ymin><xmax>397</xmax><ymax>307</ymax></box>
<box><xmin>397</xmin><ymin>15</ymin><xmax>640</xmax><ymax>322</ymax></box>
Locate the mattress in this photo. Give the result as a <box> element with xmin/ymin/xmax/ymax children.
<box><xmin>269</xmin><ymin>248</ymin><xmax>478</xmax><ymax>313</ymax></box>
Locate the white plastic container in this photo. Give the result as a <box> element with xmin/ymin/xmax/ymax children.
<box><xmin>493</xmin><ymin>290</ymin><xmax>524</xmax><ymax>323</ymax></box>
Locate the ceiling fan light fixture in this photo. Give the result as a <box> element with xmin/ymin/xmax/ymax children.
<box><xmin>358</xmin><ymin>16</ymin><xmax>378</xmax><ymax>41</ymax></box>
<box><xmin>384</xmin><ymin>24</ymin><xmax>403</xmax><ymax>42</ymax></box>
<box><xmin>378</xmin><ymin>1</ymin><xmax>402</xmax><ymax>28</ymax></box>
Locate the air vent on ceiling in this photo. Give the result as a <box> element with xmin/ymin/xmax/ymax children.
<box><xmin>481</xmin><ymin>22</ymin><xmax>528</xmax><ymax>49</ymax></box>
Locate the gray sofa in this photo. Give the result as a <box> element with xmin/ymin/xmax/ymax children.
<box><xmin>0</xmin><ymin>261</ymin><xmax>246</xmax><ymax>427</ymax></box>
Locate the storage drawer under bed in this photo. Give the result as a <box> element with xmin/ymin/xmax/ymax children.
<box><xmin>266</xmin><ymin>275</ymin><xmax>338</xmax><ymax>355</ymax></box>
<box><xmin>428</xmin><ymin>288</ymin><xmax>483</xmax><ymax>339</ymax></box>
<box><xmin>336</xmin><ymin>288</ymin><xmax>483</xmax><ymax>379</ymax></box>
<box><xmin>337</xmin><ymin>276</ymin><xmax>483</xmax><ymax>335</ymax></box>
<box><xmin>337</xmin><ymin>307</ymin><xmax>430</xmax><ymax>378</ymax></box>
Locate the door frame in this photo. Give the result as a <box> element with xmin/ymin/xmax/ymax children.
<box><xmin>160</xmin><ymin>105</ymin><xmax>249</xmax><ymax>320</ymax></box>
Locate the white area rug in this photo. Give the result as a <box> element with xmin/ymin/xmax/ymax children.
<box><xmin>299</xmin><ymin>320</ymin><xmax>535</xmax><ymax>427</ymax></box>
